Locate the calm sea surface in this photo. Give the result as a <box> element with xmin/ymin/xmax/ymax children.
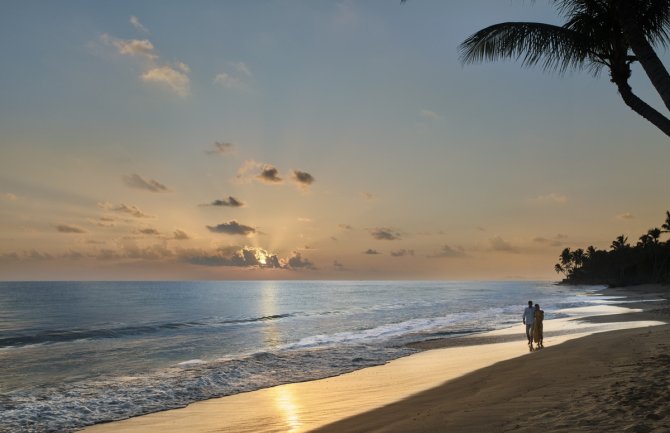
<box><xmin>0</xmin><ymin>280</ymin><xmax>605</xmax><ymax>432</ymax></box>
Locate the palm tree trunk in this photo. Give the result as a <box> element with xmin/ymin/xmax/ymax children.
<box><xmin>613</xmin><ymin>78</ymin><xmax>670</xmax><ymax>137</ymax></box>
<box><xmin>618</xmin><ymin>2</ymin><xmax>670</xmax><ymax>113</ymax></box>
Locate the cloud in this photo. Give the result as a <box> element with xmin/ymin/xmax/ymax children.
<box><xmin>556</xmin><ymin>233</ymin><xmax>568</xmax><ymax>240</ymax></box>
<box><xmin>391</xmin><ymin>249</ymin><xmax>414</xmax><ymax>257</ymax></box>
<box><xmin>2</xmin><ymin>193</ymin><xmax>17</xmax><ymax>201</ymax></box>
<box><xmin>338</xmin><ymin>224</ymin><xmax>353</xmax><ymax>230</ymax></box>
<box><xmin>137</xmin><ymin>228</ymin><xmax>160</xmax><ymax>235</ymax></box>
<box><xmin>214</xmin><ymin>72</ymin><xmax>243</xmax><ymax>89</ymax></box>
<box><xmin>204</xmin><ymin>196</ymin><xmax>245</xmax><ymax>207</ymax></box>
<box><xmin>333</xmin><ymin>260</ymin><xmax>345</xmax><ymax>271</ymax></box>
<box><xmin>533</xmin><ymin>236</ymin><xmax>562</xmax><ymax>247</ymax></box>
<box><xmin>298</xmin><ymin>217</ymin><xmax>312</xmax><ymax>223</ymax></box>
<box><xmin>258</xmin><ymin>165</ymin><xmax>282</xmax><ymax>184</ymax></box>
<box><xmin>292</xmin><ymin>170</ymin><xmax>315</xmax><ymax>189</ymax></box>
<box><xmin>101</xmin><ymin>33</ymin><xmax>190</xmax><ymax>97</ymax></box>
<box><xmin>361</xmin><ymin>192</ymin><xmax>375</xmax><ymax>200</ymax></box>
<box><xmin>490</xmin><ymin>236</ymin><xmax>517</xmax><ymax>252</ymax></box>
<box><xmin>214</xmin><ymin>62</ymin><xmax>252</xmax><ymax>90</ymax></box>
<box><xmin>141</xmin><ymin>65</ymin><xmax>190</xmax><ymax>97</ymax></box>
<box><xmin>98</xmin><ymin>202</ymin><xmax>154</xmax><ymax>218</ymax></box>
<box><xmin>363</xmin><ymin>249</ymin><xmax>381</xmax><ymax>255</ymax></box>
<box><xmin>130</xmin><ymin>16</ymin><xmax>150</xmax><ymax>34</ymax></box>
<box><xmin>56</xmin><ymin>224</ymin><xmax>87</xmax><ymax>234</ymax></box>
<box><xmin>428</xmin><ymin>244</ymin><xmax>465</xmax><ymax>258</ymax></box>
<box><xmin>420</xmin><ymin>109</ymin><xmax>440</xmax><ymax>120</ymax></box>
<box><xmin>287</xmin><ymin>252</ymin><xmax>316</xmax><ymax>270</ymax></box>
<box><xmin>206</xmin><ymin>220</ymin><xmax>256</xmax><ymax>236</ymax></box>
<box><xmin>181</xmin><ymin>246</ymin><xmax>282</xmax><ymax>269</ymax></box>
<box><xmin>369</xmin><ymin>227</ymin><xmax>401</xmax><ymax>241</ymax></box>
<box><xmin>123</xmin><ymin>174</ymin><xmax>169</xmax><ymax>192</ymax></box>
<box><xmin>536</xmin><ymin>193</ymin><xmax>568</xmax><ymax>204</ymax></box>
<box><xmin>173</xmin><ymin>229</ymin><xmax>190</xmax><ymax>240</ymax></box>
<box><xmin>616</xmin><ymin>212</ymin><xmax>635</xmax><ymax>220</ymax></box>
<box><xmin>207</xmin><ymin>142</ymin><xmax>236</xmax><ymax>155</ymax></box>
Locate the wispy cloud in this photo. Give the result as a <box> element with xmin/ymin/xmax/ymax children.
<box><xmin>2</xmin><ymin>193</ymin><xmax>17</xmax><ymax>201</ymax></box>
<box><xmin>130</xmin><ymin>16</ymin><xmax>150</xmax><ymax>34</ymax></box>
<box><xmin>101</xmin><ymin>29</ymin><xmax>190</xmax><ymax>97</ymax></box>
<box><xmin>369</xmin><ymin>227</ymin><xmax>401</xmax><ymax>241</ymax></box>
<box><xmin>338</xmin><ymin>224</ymin><xmax>354</xmax><ymax>230</ymax></box>
<box><xmin>333</xmin><ymin>260</ymin><xmax>345</xmax><ymax>271</ymax></box>
<box><xmin>361</xmin><ymin>192</ymin><xmax>376</xmax><ymax>201</ymax></box>
<box><xmin>206</xmin><ymin>220</ymin><xmax>256</xmax><ymax>236</ymax></box>
<box><xmin>391</xmin><ymin>249</ymin><xmax>414</xmax><ymax>257</ymax></box>
<box><xmin>206</xmin><ymin>142</ymin><xmax>236</xmax><ymax>155</ymax></box>
<box><xmin>535</xmin><ymin>193</ymin><xmax>568</xmax><ymax>204</ymax></box>
<box><xmin>363</xmin><ymin>249</ymin><xmax>381</xmax><ymax>255</ymax></box>
<box><xmin>428</xmin><ymin>244</ymin><xmax>465</xmax><ymax>258</ymax></box>
<box><xmin>420</xmin><ymin>109</ymin><xmax>440</xmax><ymax>120</ymax></box>
<box><xmin>56</xmin><ymin>224</ymin><xmax>87</xmax><ymax>234</ymax></box>
<box><xmin>123</xmin><ymin>174</ymin><xmax>169</xmax><ymax>192</ymax></box>
<box><xmin>214</xmin><ymin>62</ymin><xmax>252</xmax><ymax>90</ymax></box>
<box><xmin>98</xmin><ymin>202</ymin><xmax>154</xmax><ymax>218</ymax></box>
<box><xmin>236</xmin><ymin>160</ymin><xmax>283</xmax><ymax>184</ymax></box>
<box><xmin>616</xmin><ymin>212</ymin><xmax>635</xmax><ymax>220</ymax></box>
<box><xmin>141</xmin><ymin>64</ymin><xmax>190</xmax><ymax>97</ymax></box>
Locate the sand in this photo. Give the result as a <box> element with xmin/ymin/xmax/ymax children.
<box><xmin>80</xmin><ymin>285</ymin><xmax>670</xmax><ymax>433</ymax></box>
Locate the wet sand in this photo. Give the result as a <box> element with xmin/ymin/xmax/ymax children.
<box><xmin>81</xmin><ymin>285</ymin><xmax>669</xmax><ymax>433</ymax></box>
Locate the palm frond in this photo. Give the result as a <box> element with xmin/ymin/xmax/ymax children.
<box><xmin>459</xmin><ymin>21</ymin><xmax>595</xmax><ymax>74</ymax></box>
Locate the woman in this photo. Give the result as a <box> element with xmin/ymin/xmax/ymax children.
<box><xmin>532</xmin><ymin>303</ymin><xmax>544</xmax><ymax>349</ymax></box>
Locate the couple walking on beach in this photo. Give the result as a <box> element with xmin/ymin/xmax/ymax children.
<box><xmin>523</xmin><ymin>300</ymin><xmax>544</xmax><ymax>351</ymax></box>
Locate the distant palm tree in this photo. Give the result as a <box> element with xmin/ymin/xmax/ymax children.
<box><xmin>459</xmin><ymin>0</ymin><xmax>670</xmax><ymax>137</ymax></box>
<box><xmin>662</xmin><ymin>210</ymin><xmax>670</xmax><ymax>233</ymax></box>
<box><xmin>611</xmin><ymin>234</ymin><xmax>629</xmax><ymax>251</ymax></box>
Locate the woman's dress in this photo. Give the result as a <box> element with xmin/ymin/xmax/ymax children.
<box><xmin>532</xmin><ymin>310</ymin><xmax>544</xmax><ymax>344</ymax></box>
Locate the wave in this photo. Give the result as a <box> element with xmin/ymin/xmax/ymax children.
<box><xmin>0</xmin><ymin>313</ymin><xmax>296</xmax><ymax>349</ymax></box>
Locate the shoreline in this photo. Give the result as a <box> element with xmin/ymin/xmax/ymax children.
<box><xmin>80</xmin><ymin>284</ymin><xmax>669</xmax><ymax>433</ymax></box>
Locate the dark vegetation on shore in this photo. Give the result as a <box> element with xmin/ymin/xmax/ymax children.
<box><xmin>555</xmin><ymin>211</ymin><xmax>670</xmax><ymax>287</ymax></box>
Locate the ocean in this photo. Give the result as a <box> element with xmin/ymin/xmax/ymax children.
<box><xmin>0</xmin><ymin>280</ymin><xmax>605</xmax><ymax>433</ymax></box>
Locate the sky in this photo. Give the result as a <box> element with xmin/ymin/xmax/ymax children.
<box><xmin>1</xmin><ymin>0</ymin><xmax>669</xmax><ymax>281</ymax></box>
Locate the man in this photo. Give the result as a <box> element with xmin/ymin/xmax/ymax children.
<box><xmin>522</xmin><ymin>300</ymin><xmax>534</xmax><ymax>346</ymax></box>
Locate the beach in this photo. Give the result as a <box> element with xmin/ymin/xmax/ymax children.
<box><xmin>80</xmin><ymin>284</ymin><xmax>670</xmax><ymax>433</ymax></box>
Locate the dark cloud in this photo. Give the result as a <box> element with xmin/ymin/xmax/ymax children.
<box><xmin>287</xmin><ymin>252</ymin><xmax>316</xmax><ymax>270</ymax></box>
<box><xmin>137</xmin><ymin>228</ymin><xmax>160</xmax><ymax>235</ymax></box>
<box><xmin>173</xmin><ymin>229</ymin><xmax>190</xmax><ymax>240</ymax></box>
<box><xmin>123</xmin><ymin>174</ymin><xmax>169</xmax><ymax>192</ymax></box>
<box><xmin>205</xmin><ymin>196</ymin><xmax>245</xmax><ymax>207</ymax></box>
<box><xmin>363</xmin><ymin>249</ymin><xmax>381</xmax><ymax>255</ymax></box>
<box><xmin>391</xmin><ymin>249</ymin><xmax>414</xmax><ymax>257</ymax></box>
<box><xmin>428</xmin><ymin>244</ymin><xmax>466</xmax><ymax>258</ymax></box>
<box><xmin>206</xmin><ymin>220</ymin><xmax>256</xmax><ymax>236</ymax></box>
<box><xmin>257</xmin><ymin>165</ymin><xmax>282</xmax><ymax>183</ymax></box>
<box><xmin>180</xmin><ymin>246</ymin><xmax>281</xmax><ymax>268</ymax></box>
<box><xmin>207</xmin><ymin>141</ymin><xmax>235</xmax><ymax>155</ymax></box>
<box><xmin>292</xmin><ymin>170</ymin><xmax>315</xmax><ymax>188</ymax></box>
<box><xmin>369</xmin><ymin>227</ymin><xmax>401</xmax><ymax>241</ymax></box>
<box><xmin>56</xmin><ymin>224</ymin><xmax>87</xmax><ymax>234</ymax></box>
<box><xmin>95</xmin><ymin>244</ymin><xmax>173</xmax><ymax>261</ymax></box>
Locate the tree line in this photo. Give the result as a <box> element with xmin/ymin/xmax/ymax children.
<box><xmin>555</xmin><ymin>211</ymin><xmax>670</xmax><ymax>286</ymax></box>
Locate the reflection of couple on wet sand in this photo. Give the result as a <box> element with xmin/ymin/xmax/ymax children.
<box><xmin>522</xmin><ymin>300</ymin><xmax>544</xmax><ymax>351</ymax></box>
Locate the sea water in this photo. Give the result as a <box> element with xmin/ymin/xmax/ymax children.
<box><xmin>0</xmin><ymin>280</ymin><xmax>605</xmax><ymax>432</ymax></box>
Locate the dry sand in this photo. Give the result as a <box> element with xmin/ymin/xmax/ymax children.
<box><xmin>81</xmin><ymin>285</ymin><xmax>670</xmax><ymax>433</ymax></box>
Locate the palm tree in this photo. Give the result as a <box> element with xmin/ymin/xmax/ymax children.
<box><xmin>610</xmin><ymin>234</ymin><xmax>629</xmax><ymax>251</ymax></box>
<box><xmin>459</xmin><ymin>0</ymin><xmax>670</xmax><ymax>137</ymax></box>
